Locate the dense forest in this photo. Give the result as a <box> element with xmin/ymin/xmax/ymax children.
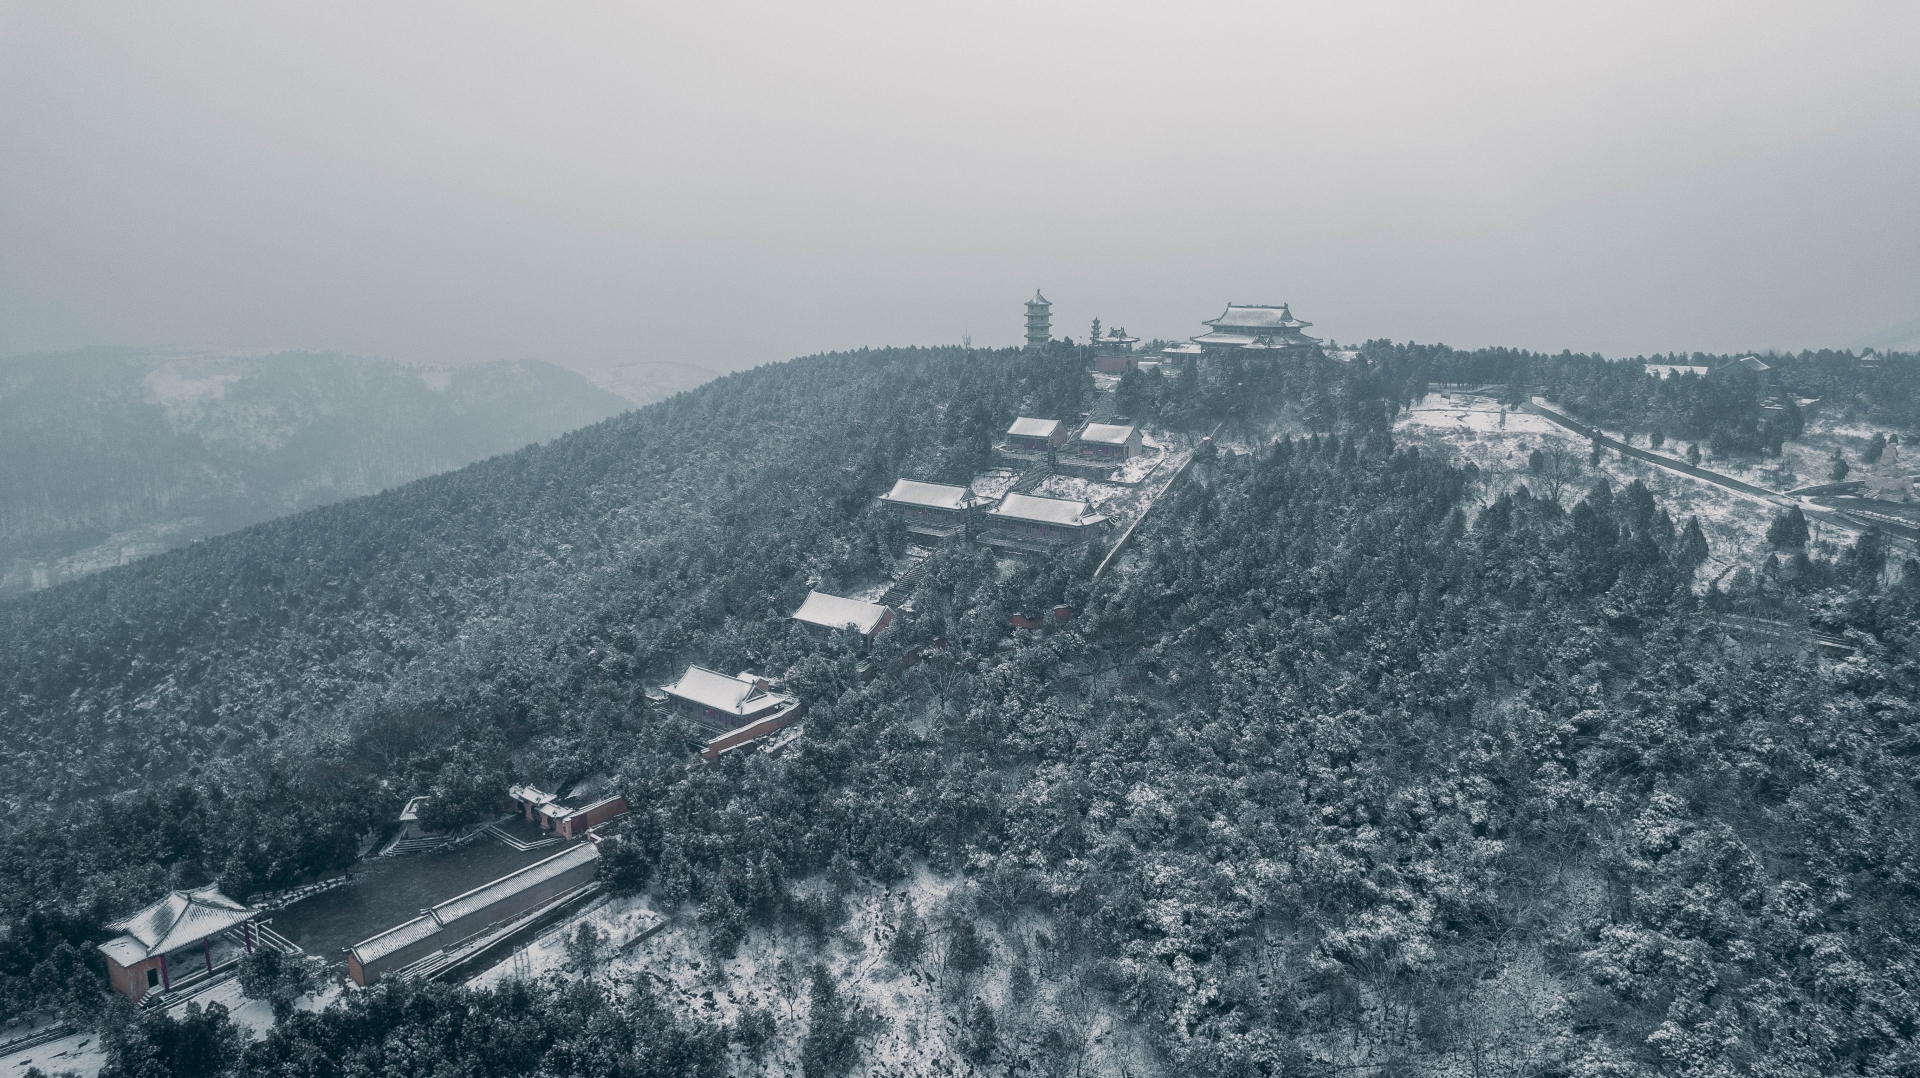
<box><xmin>0</xmin><ymin>348</ymin><xmax>630</xmax><ymax>594</ymax></box>
<box><xmin>3</xmin><ymin>341</ymin><xmax>1918</xmax><ymax>1075</ymax></box>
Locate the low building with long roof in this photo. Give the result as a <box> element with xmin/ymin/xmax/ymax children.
<box><xmin>792</xmin><ymin>590</ymin><xmax>894</xmax><ymax>648</ymax></box>
<box><xmin>879</xmin><ymin>479</ymin><xmax>980</xmax><ymax>537</ymax></box>
<box><xmin>984</xmin><ymin>493</ymin><xmax>1109</xmax><ymax>545</ymax></box>
<box><xmin>1076</xmin><ymin>423</ymin><xmax>1144</xmax><ymax>461</ymax></box>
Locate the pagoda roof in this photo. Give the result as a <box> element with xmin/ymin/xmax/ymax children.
<box><xmin>792</xmin><ymin>591</ymin><xmax>892</xmax><ymax>636</ymax></box>
<box><xmin>1192</xmin><ymin>329</ymin><xmax>1321</xmax><ymax>348</ymax></box>
<box><xmin>1203</xmin><ymin>303</ymin><xmax>1311</xmax><ymax>331</ymax></box>
<box><xmin>99</xmin><ymin>885</ymin><xmax>255</xmax><ymax>965</ymax></box>
<box><xmin>1028</xmin><ymin>290</ymin><xmax>1050</xmax><ymax>306</ymax></box>
<box><xmin>881</xmin><ymin>479</ymin><xmax>977</xmax><ymax>511</ymax></box>
<box><xmin>989</xmin><ymin>493</ymin><xmax>1102</xmax><ymax>528</ymax></box>
<box><xmin>1008</xmin><ymin>417</ymin><xmax>1065</xmax><ymax>439</ymax></box>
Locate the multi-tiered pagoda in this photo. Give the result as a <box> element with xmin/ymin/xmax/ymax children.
<box><xmin>1025</xmin><ymin>291</ymin><xmax>1052</xmax><ymax>351</ymax></box>
<box><xmin>1192</xmin><ymin>303</ymin><xmax>1320</xmax><ymax>354</ymax></box>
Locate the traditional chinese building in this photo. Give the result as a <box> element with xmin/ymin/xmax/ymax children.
<box><xmin>1026</xmin><ymin>291</ymin><xmax>1052</xmax><ymax>350</ymax></box>
<box><xmin>880</xmin><ymin>479</ymin><xmax>980</xmax><ymax>537</ymax></box>
<box><xmin>1192</xmin><ymin>303</ymin><xmax>1320</xmax><ymax>354</ymax></box>
<box><xmin>1005</xmin><ymin>417</ymin><xmax>1069</xmax><ymax>454</ymax></box>
<box><xmin>99</xmin><ymin>885</ymin><xmax>258</xmax><ymax>1002</ymax></box>
<box><xmin>1077</xmin><ymin>423</ymin><xmax>1144</xmax><ymax>461</ymax></box>
<box><xmin>660</xmin><ymin>665</ymin><xmax>798</xmax><ymax>731</ymax></box>
<box><xmin>984</xmin><ymin>493</ymin><xmax>1109</xmax><ymax>545</ymax></box>
<box><xmin>506</xmin><ymin>784</ymin><xmax>629</xmax><ymax>838</ymax></box>
<box><xmin>792</xmin><ymin>590</ymin><xmax>894</xmax><ymax>649</ymax></box>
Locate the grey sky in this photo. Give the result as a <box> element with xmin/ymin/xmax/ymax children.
<box><xmin>3</xmin><ymin>1</ymin><xmax>1917</xmax><ymax>378</ymax></box>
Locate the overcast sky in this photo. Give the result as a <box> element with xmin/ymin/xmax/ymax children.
<box><xmin>3</xmin><ymin>1</ymin><xmax>1917</xmax><ymax>379</ymax></box>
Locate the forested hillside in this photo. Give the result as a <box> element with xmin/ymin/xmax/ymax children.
<box><xmin>3</xmin><ymin>343</ymin><xmax>1918</xmax><ymax>1076</ymax></box>
<box><xmin>0</xmin><ymin>348</ymin><xmax>632</xmax><ymax>594</ymax></box>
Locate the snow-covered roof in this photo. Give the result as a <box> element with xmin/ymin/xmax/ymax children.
<box><xmin>1161</xmin><ymin>343</ymin><xmax>1204</xmax><ymax>355</ymax></box>
<box><xmin>881</xmin><ymin>479</ymin><xmax>976</xmax><ymax>511</ymax></box>
<box><xmin>99</xmin><ymin>885</ymin><xmax>255</xmax><ymax>964</ymax></box>
<box><xmin>1007</xmin><ymin>417</ymin><xmax>1064</xmax><ymax>439</ymax></box>
<box><xmin>1645</xmin><ymin>363</ymin><xmax>1712</xmax><ymax>378</ymax></box>
<box><xmin>350</xmin><ymin>843</ymin><xmax>601</xmax><ymax>966</ymax></box>
<box><xmin>989</xmin><ymin>493</ymin><xmax>1099</xmax><ymax>527</ymax></box>
<box><xmin>1080</xmin><ymin>423</ymin><xmax>1137</xmax><ymax>446</ymax></box>
<box><xmin>1737</xmin><ymin>355</ymin><xmax>1772</xmax><ymax>373</ymax></box>
<box><xmin>1028</xmin><ymin>290</ymin><xmax>1050</xmax><ymax>306</ymax></box>
<box><xmin>1203</xmin><ymin>303</ymin><xmax>1310</xmax><ymax>330</ymax></box>
<box><xmin>537</xmin><ymin>802</ymin><xmax>571</xmax><ymax>819</ymax></box>
<box><xmin>399</xmin><ymin>796</ymin><xmax>429</xmax><ymax>823</ymax></box>
<box><xmin>1192</xmin><ymin>330</ymin><xmax>1321</xmax><ymax>348</ymax></box>
<box><xmin>433</xmin><ymin>842</ymin><xmax>598</xmax><ymax>926</ymax></box>
<box><xmin>792</xmin><ymin>591</ymin><xmax>891</xmax><ymax>635</ymax></box>
<box><xmin>508</xmin><ymin>784</ymin><xmax>556</xmax><ymax>806</ymax></box>
<box><xmin>662</xmin><ymin>665</ymin><xmax>792</xmax><ymax>717</ymax></box>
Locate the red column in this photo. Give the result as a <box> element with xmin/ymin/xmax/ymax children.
<box><xmin>243</xmin><ymin>921</ymin><xmax>254</xmax><ymax>953</ymax></box>
<box><xmin>160</xmin><ymin>953</ymin><xmax>170</xmax><ymax>992</ymax></box>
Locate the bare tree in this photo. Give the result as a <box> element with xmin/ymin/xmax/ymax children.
<box><xmin>1528</xmin><ymin>440</ymin><xmax>1584</xmax><ymax>503</ymax></box>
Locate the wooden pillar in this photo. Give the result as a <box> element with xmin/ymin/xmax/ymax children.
<box><xmin>243</xmin><ymin>921</ymin><xmax>254</xmax><ymax>953</ymax></box>
<box><xmin>160</xmin><ymin>953</ymin><xmax>170</xmax><ymax>993</ymax></box>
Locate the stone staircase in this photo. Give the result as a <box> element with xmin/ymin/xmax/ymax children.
<box><xmin>1010</xmin><ymin>458</ymin><xmax>1050</xmax><ymax>494</ymax></box>
<box><xmin>877</xmin><ymin>560</ymin><xmax>927</xmax><ymax>609</ymax></box>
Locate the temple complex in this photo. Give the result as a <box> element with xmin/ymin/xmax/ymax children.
<box><xmin>1026</xmin><ymin>291</ymin><xmax>1052</xmax><ymax>350</ymax></box>
<box><xmin>1192</xmin><ymin>303</ymin><xmax>1320</xmax><ymax>354</ymax></box>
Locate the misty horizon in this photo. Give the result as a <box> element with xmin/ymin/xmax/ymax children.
<box><xmin>5</xmin><ymin>2</ymin><xmax>1918</xmax><ymax>381</ymax></box>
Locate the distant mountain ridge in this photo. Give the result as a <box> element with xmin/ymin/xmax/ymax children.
<box><xmin>0</xmin><ymin>348</ymin><xmax>632</xmax><ymax>593</ymax></box>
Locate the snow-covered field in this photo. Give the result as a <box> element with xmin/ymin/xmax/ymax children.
<box><xmin>1394</xmin><ymin>393</ymin><xmax>1786</xmax><ymax>577</ymax></box>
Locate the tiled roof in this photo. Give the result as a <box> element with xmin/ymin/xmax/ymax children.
<box><xmin>99</xmin><ymin>885</ymin><xmax>255</xmax><ymax>964</ymax></box>
<box><xmin>989</xmin><ymin>493</ymin><xmax>1098</xmax><ymax>528</ymax></box>
<box><xmin>792</xmin><ymin>591</ymin><xmax>891</xmax><ymax>635</ymax></box>
<box><xmin>1007</xmin><ymin>417</ymin><xmax>1064</xmax><ymax>439</ymax></box>
<box><xmin>1079</xmin><ymin>423</ymin><xmax>1137</xmax><ymax>446</ymax></box>
<box><xmin>881</xmin><ymin>479</ymin><xmax>976</xmax><ymax>511</ymax></box>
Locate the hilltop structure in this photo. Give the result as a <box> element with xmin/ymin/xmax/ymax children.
<box><xmin>984</xmin><ymin>493</ymin><xmax>1109</xmax><ymax>546</ymax></box>
<box><xmin>1193</xmin><ymin>303</ymin><xmax>1319</xmax><ymax>354</ymax></box>
<box><xmin>1025</xmin><ymin>291</ymin><xmax>1052</xmax><ymax>350</ymax></box>
<box><xmin>99</xmin><ymin>885</ymin><xmax>258</xmax><ymax>1002</ymax></box>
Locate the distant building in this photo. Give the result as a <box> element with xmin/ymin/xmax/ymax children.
<box><xmin>1026</xmin><ymin>291</ymin><xmax>1052</xmax><ymax>350</ymax></box>
<box><xmin>1077</xmin><ymin>423</ymin><xmax>1144</xmax><ymax>461</ymax></box>
<box><xmin>1192</xmin><ymin>303</ymin><xmax>1320</xmax><ymax>354</ymax></box>
<box><xmin>1005</xmin><ymin>417</ymin><xmax>1069</xmax><ymax>454</ymax></box>
<box><xmin>1094</xmin><ymin>354</ymin><xmax>1140</xmax><ymax>374</ymax></box>
<box><xmin>984</xmin><ymin>493</ymin><xmax>1109</xmax><ymax>545</ymax></box>
<box><xmin>1091</xmin><ymin>325</ymin><xmax>1138</xmax><ymax>353</ymax></box>
<box><xmin>1645</xmin><ymin>363</ymin><xmax>1712</xmax><ymax>379</ymax></box>
<box><xmin>880</xmin><ymin>479</ymin><xmax>980</xmax><ymax>537</ymax></box>
<box><xmin>348</xmin><ymin>842</ymin><xmax>599</xmax><ymax>986</ymax></box>
<box><xmin>1865</xmin><ymin>439</ymin><xmax>1916</xmax><ymax>502</ymax></box>
<box><xmin>660</xmin><ymin>665</ymin><xmax>798</xmax><ymax>731</ymax></box>
<box><xmin>99</xmin><ymin>885</ymin><xmax>258</xmax><ymax>1002</ymax></box>
<box><xmin>792</xmin><ymin>590</ymin><xmax>894</xmax><ymax>648</ymax></box>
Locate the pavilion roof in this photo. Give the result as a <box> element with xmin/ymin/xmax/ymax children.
<box><xmin>99</xmin><ymin>885</ymin><xmax>254</xmax><ymax>965</ymax></box>
<box><xmin>1203</xmin><ymin>303</ymin><xmax>1311</xmax><ymax>330</ymax></box>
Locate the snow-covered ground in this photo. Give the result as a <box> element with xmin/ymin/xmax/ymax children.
<box><xmin>478</xmin><ymin>870</ymin><xmax>1148</xmax><ymax>1076</ymax></box>
<box><xmin>1394</xmin><ymin>393</ymin><xmax>1783</xmax><ymax>577</ymax></box>
<box><xmin>0</xmin><ymin>965</ymin><xmax>339</xmax><ymax>1078</ymax></box>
